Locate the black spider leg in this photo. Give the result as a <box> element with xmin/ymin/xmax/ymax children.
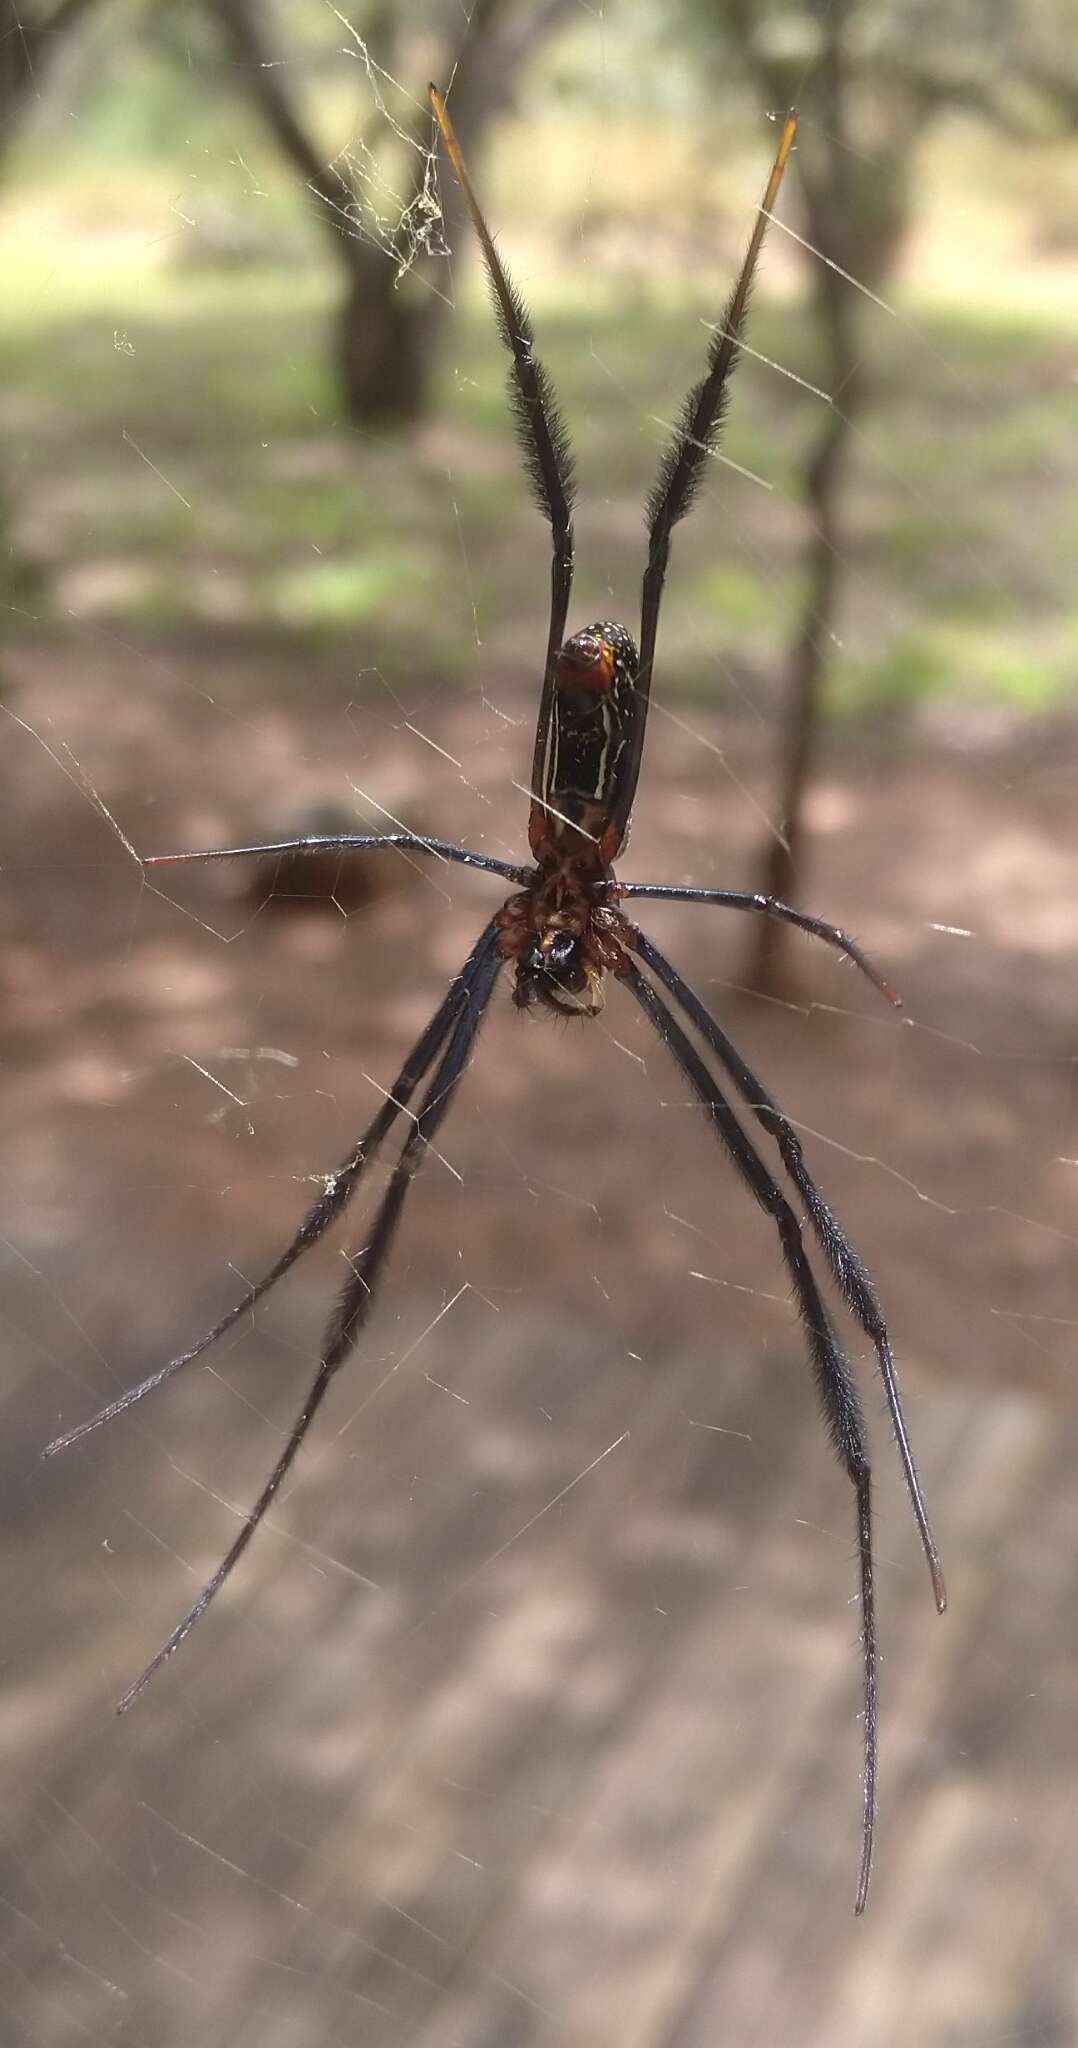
<box><xmin>630</xmin><ymin>925</ymin><xmax>945</xmax><ymax>1616</ymax></box>
<box><xmin>144</xmin><ymin>834</ymin><xmax>527</xmax><ymax>884</ymax></box>
<box><xmin>116</xmin><ymin>924</ymin><xmax>503</xmax><ymax>1714</ymax></box>
<box><xmin>613</xmin><ymin>112</ymin><xmax>798</xmax><ymax>845</ymax></box>
<box><xmin>620</xmin><ymin>952</ymin><xmax>878</xmax><ymax>1914</ymax></box>
<box><xmin>616</xmin><ymin>884</ymin><xmax>901</xmax><ymax>1008</ymax></box>
<box><xmin>429</xmin><ymin>87</ymin><xmax>576</xmax><ymax>814</ymax></box>
<box><xmin>44</xmin><ymin>919</ymin><xmax>503</xmax><ymax>1461</ymax></box>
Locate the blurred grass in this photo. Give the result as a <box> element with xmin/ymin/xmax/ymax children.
<box><xmin>1</xmin><ymin>112</ymin><xmax>1075</xmax><ymax>721</ymax></box>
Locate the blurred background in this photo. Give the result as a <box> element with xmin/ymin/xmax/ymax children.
<box><xmin>2</xmin><ymin>2</ymin><xmax>1077</xmax><ymax>2043</ymax></box>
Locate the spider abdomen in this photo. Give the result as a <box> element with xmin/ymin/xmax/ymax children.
<box><xmin>530</xmin><ymin>621</ymin><xmax>639</xmax><ymax>864</ymax></box>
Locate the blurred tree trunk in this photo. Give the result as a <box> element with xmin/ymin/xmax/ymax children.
<box><xmin>752</xmin><ymin>340</ymin><xmax>855</xmax><ymax>996</ymax></box>
<box><xmin>0</xmin><ymin>0</ymin><xmax>104</xmax><ymax>624</ymax></box>
<box><xmin>334</xmin><ymin>246</ymin><xmax>439</xmax><ymax>426</ymax></box>
<box><xmin>212</xmin><ymin>0</ymin><xmax>574</xmax><ymax>424</ymax></box>
<box><xmin>742</xmin><ymin>8</ymin><xmax>876</xmax><ymax>994</ymax></box>
<box><xmin>721</xmin><ymin>0</ymin><xmax>916</xmax><ymax>996</ymax></box>
<box><xmin>708</xmin><ymin>0</ymin><xmax>1076</xmax><ymax>993</ymax></box>
<box><xmin>748</xmin><ymin>18</ymin><xmax>855</xmax><ymax>994</ymax></box>
<box><xmin>0</xmin><ymin>0</ymin><xmax>100</xmax><ymax>152</ymax></box>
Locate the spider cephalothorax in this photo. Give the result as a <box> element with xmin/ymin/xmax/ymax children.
<box><xmin>45</xmin><ymin>86</ymin><xmax>944</xmax><ymax>1916</ymax></box>
<box><xmin>497</xmin><ymin>856</ymin><xmax>627</xmax><ymax>1017</ymax></box>
<box><xmin>511</xmin><ymin>922</ymin><xmax>599</xmax><ymax>1015</ymax></box>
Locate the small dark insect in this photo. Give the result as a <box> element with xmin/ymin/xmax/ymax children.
<box><xmin>45</xmin><ymin>89</ymin><xmax>945</xmax><ymax>1912</ymax></box>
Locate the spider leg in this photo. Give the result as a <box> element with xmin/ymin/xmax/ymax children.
<box><xmin>429</xmin><ymin>86</ymin><xmax>576</xmax><ymax>823</ymax></box>
<box><xmin>116</xmin><ymin>924</ymin><xmax>503</xmax><ymax>1713</ymax></box>
<box><xmin>44</xmin><ymin>919</ymin><xmax>503</xmax><ymax>1460</ymax></box>
<box><xmin>630</xmin><ymin>923</ymin><xmax>945</xmax><ymax>1617</ymax></box>
<box><xmin>616</xmin><ymin>884</ymin><xmax>900</xmax><ymax>1007</ymax></box>
<box><xmin>613</xmin><ymin>112</ymin><xmax>797</xmax><ymax>843</ymax></box>
<box><xmin>621</xmin><ymin>953</ymin><xmax>878</xmax><ymax>1914</ymax></box>
<box><xmin>144</xmin><ymin>834</ymin><xmax>527</xmax><ymax>884</ymax></box>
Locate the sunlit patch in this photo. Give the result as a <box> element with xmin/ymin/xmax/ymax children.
<box><xmin>804</xmin><ymin>784</ymin><xmax>857</xmax><ymax>834</ymax></box>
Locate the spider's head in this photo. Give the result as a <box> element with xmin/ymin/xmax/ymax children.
<box><xmin>513</xmin><ymin>925</ymin><xmax>604</xmax><ymax>1017</ymax></box>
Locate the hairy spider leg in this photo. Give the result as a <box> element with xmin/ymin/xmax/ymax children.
<box><xmin>144</xmin><ymin>834</ymin><xmax>527</xmax><ymax>884</ymax></box>
<box><xmin>629</xmin><ymin>923</ymin><xmax>945</xmax><ymax>1614</ymax></box>
<box><xmin>431</xmin><ymin>86</ymin><xmax>796</xmax><ymax>861</ymax></box>
<box><xmin>430</xmin><ymin>85</ymin><xmax>577</xmax><ymax>843</ymax></box>
<box><xmin>115</xmin><ymin>924</ymin><xmax>503</xmax><ymax>1713</ymax></box>
<box><xmin>621</xmin><ymin>953</ymin><xmax>879</xmax><ymax>1913</ymax></box>
<box><xmin>619</xmin><ymin>111</ymin><xmax>798</xmax><ymax>846</ymax></box>
<box><xmin>618</xmin><ymin>883</ymin><xmax>901</xmax><ymax>1007</ymax></box>
<box><xmin>44</xmin><ymin>920</ymin><xmax>503</xmax><ymax>1456</ymax></box>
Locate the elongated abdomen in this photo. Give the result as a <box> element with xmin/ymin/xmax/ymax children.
<box><xmin>529</xmin><ymin>622</ymin><xmax>640</xmax><ymax>864</ymax></box>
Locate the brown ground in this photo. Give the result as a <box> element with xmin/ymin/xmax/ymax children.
<box><xmin>2</xmin><ymin>638</ymin><xmax>1077</xmax><ymax>2046</ymax></box>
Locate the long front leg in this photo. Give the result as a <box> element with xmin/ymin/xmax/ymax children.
<box><xmin>115</xmin><ymin>925</ymin><xmax>504</xmax><ymax>1712</ymax></box>
<box><xmin>44</xmin><ymin>920</ymin><xmax>504</xmax><ymax>1458</ymax></box>
<box><xmin>629</xmin><ymin>922</ymin><xmax>945</xmax><ymax>1619</ymax></box>
<box><xmin>145</xmin><ymin>834</ymin><xmax>527</xmax><ymax>883</ymax></box>
<box><xmin>616</xmin><ymin>882</ymin><xmax>900</xmax><ymax>1006</ymax></box>
<box><xmin>429</xmin><ymin>87</ymin><xmax>576</xmax><ymax>846</ymax></box>
<box><xmin>614</xmin><ymin>114</ymin><xmax>798</xmax><ymax>844</ymax></box>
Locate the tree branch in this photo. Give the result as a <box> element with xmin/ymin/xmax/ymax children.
<box><xmin>1</xmin><ymin>0</ymin><xmax>103</xmax><ymax>152</ymax></box>
<box><xmin>213</xmin><ymin>0</ymin><xmax>359</xmax><ymax>243</ymax></box>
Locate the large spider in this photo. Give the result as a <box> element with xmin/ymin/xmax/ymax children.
<box><xmin>45</xmin><ymin>89</ymin><xmax>944</xmax><ymax>1913</ymax></box>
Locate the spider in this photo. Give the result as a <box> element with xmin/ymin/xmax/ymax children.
<box><xmin>44</xmin><ymin>87</ymin><xmax>945</xmax><ymax>1914</ymax></box>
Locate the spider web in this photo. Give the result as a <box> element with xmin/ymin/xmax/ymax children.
<box><xmin>297</xmin><ymin>4</ymin><xmax>449</xmax><ymax>282</ymax></box>
<box><xmin>1</xmin><ymin>3</ymin><xmax>1076</xmax><ymax>2044</ymax></box>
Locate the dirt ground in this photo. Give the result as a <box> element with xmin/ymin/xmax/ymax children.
<box><xmin>2</xmin><ymin>636</ymin><xmax>1077</xmax><ymax>2045</ymax></box>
